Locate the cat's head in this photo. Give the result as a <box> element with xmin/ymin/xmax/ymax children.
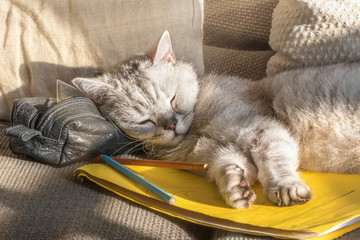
<box><xmin>72</xmin><ymin>31</ymin><xmax>199</xmax><ymax>147</ymax></box>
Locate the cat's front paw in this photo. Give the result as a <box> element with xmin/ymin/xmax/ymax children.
<box><xmin>267</xmin><ymin>181</ymin><xmax>312</xmax><ymax>206</ymax></box>
<box><xmin>220</xmin><ymin>165</ymin><xmax>256</xmax><ymax>209</ymax></box>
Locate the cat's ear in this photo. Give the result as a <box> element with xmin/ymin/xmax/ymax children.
<box><xmin>147</xmin><ymin>30</ymin><xmax>176</xmax><ymax>65</ymax></box>
<box><xmin>72</xmin><ymin>78</ymin><xmax>113</xmax><ymax>104</ymax></box>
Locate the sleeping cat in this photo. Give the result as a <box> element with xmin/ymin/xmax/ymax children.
<box><xmin>72</xmin><ymin>31</ymin><xmax>360</xmax><ymax>208</ymax></box>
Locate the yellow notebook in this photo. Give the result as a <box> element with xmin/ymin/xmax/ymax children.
<box><xmin>75</xmin><ymin>164</ymin><xmax>360</xmax><ymax>239</ymax></box>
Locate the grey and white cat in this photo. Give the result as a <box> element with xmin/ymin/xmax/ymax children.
<box><xmin>72</xmin><ymin>31</ymin><xmax>360</xmax><ymax>208</ymax></box>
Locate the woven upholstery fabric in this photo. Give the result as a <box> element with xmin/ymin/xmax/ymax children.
<box><xmin>204</xmin><ymin>0</ymin><xmax>279</xmax><ymax>50</ymax></box>
<box><xmin>0</xmin><ymin>0</ymin><xmax>204</xmax><ymax>120</ymax></box>
<box><xmin>0</xmin><ymin>121</ymin><xmax>212</xmax><ymax>240</ymax></box>
<box><xmin>203</xmin><ymin>45</ymin><xmax>275</xmax><ymax>80</ymax></box>
<box><xmin>267</xmin><ymin>0</ymin><xmax>360</xmax><ymax>76</ymax></box>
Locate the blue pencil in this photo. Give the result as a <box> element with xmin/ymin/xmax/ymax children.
<box><xmin>102</xmin><ymin>155</ymin><xmax>176</xmax><ymax>205</ymax></box>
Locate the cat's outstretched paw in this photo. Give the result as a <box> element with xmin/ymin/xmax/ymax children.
<box><xmin>267</xmin><ymin>181</ymin><xmax>312</xmax><ymax>206</ymax></box>
<box><xmin>221</xmin><ymin>165</ymin><xmax>256</xmax><ymax>209</ymax></box>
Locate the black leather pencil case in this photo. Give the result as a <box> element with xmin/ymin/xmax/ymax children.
<box><xmin>5</xmin><ymin>97</ymin><xmax>136</xmax><ymax>166</ymax></box>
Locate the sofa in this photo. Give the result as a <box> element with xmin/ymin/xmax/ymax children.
<box><xmin>0</xmin><ymin>0</ymin><xmax>359</xmax><ymax>239</ymax></box>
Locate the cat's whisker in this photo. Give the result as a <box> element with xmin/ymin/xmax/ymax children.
<box><xmin>142</xmin><ymin>140</ymin><xmax>152</xmax><ymax>153</ymax></box>
<box><xmin>141</xmin><ymin>140</ymin><xmax>151</xmax><ymax>152</ymax></box>
<box><xmin>110</xmin><ymin>140</ymin><xmax>143</xmax><ymax>156</ymax></box>
<box><xmin>121</xmin><ymin>141</ymin><xmax>146</xmax><ymax>156</ymax></box>
<box><xmin>124</xmin><ymin>134</ymin><xmax>143</xmax><ymax>142</ymax></box>
<box><xmin>110</xmin><ymin>143</ymin><xmax>135</xmax><ymax>157</ymax></box>
<box><xmin>183</xmin><ymin>109</ymin><xmax>195</xmax><ymax>120</ymax></box>
<box><xmin>143</xmin><ymin>140</ymin><xmax>158</xmax><ymax>156</ymax></box>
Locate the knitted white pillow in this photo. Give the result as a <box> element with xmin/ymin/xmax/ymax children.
<box><xmin>267</xmin><ymin>0</ymin><xmax>360</xmax><ymax>76</ymax></box>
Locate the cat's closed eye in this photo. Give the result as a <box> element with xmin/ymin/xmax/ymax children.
<box><xmin>170</xmin><ymin>95</ymin><xmax>176</xmax><ymax>108</ymax></box>
<box><xmin>139</xmin><ymin>119</ymin><xmax>155</xmax><ymax>125</ymax></box>
<box><xmin>170</xmin><ymin>95</ymin><xmax>190</xmax><ymax>115</ymax></box>
<box><xmin>170</xmin><ymin>95</ymin><xmax>182</xmax><ymax>114</ymax></box>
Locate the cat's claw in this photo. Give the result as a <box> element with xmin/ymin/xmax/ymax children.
<box><xmin>267</xmin><ymin>181</ymin><xmax>312</xmax><ymax>206</ymax></box>
<box><xmin>221</xmin><ymin>165</ymin><xmax>256</xmax><ymax>209</ymax></box>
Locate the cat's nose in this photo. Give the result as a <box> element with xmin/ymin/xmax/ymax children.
<box><xmin>166</xmin><ymin>120</ymin><xmax>177</xmax><ymax>130</ymax></box>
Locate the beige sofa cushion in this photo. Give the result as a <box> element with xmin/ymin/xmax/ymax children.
<box><xmin>203</xmin><ymin>46</ymin><xmax>274</xmax><ymax>80</ymax></box>
<box><xmin>0</xmin><ymin>0</ymin><xmax>204</xmax><ymax>120</ymax></box>
<box><xmin>204</xmin><ymin>0</ymin><xmax>279</xmax><ymax>50</ymax></box>
<box><xmin>267</xmin><ymin>0</ymin><xmax>360</xmax><ymax>76</ymax></box>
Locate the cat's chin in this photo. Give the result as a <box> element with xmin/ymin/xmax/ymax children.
<box><xmin>160</xmin><ymin>134</ymin><xmax>185</xmax><ymax>147</ymax></box>
<box><xmin>146</xmin><ymin>133</ymin><xmax>185</xmax><ymax>147</ymax></box>
<box><xmin>169</xmin><ymin>134</ymin><xmax>185</xmax><ymax>145</ymax></box>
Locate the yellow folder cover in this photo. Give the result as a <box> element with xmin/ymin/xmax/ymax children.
<box><xmin>75</xmin><ymin>164</ymin><xmax>360</xmax><ymax>239</ymax></box>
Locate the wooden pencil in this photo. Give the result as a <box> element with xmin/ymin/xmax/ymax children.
<box><xmin>91</xmin><ymin>155</ymin><xmax>208</xmax><ymax>171</ymax></box>
<box><xmin>102</xmin><ymin>155</ymin><xmax>176</xmax><ymax>205</ymax></box>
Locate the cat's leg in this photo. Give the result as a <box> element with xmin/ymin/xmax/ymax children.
<box><xmin>251</xmin><ymin>122</ymin><xmax>312</xmax><ymax>206</ymax></box>
<box><xmin>206</xmin><ymin>145</ymin><xmax>258</xmax><ymax>209</ymax></box>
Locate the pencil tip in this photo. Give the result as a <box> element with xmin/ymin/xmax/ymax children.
<box><xmin>169</xmin><ymin>197</ymin><xmax>176</xmax><ymax>205</ymax></box>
